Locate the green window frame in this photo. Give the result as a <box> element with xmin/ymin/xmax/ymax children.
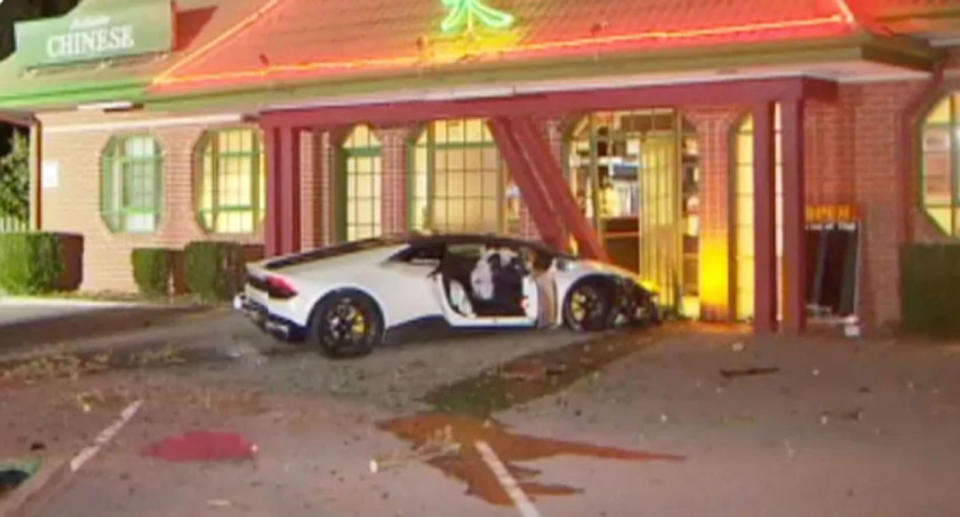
<box><xmin>100</xmin><ymin>134</ymin><xmax>162</xmax><ymax>234</ymax></box>
<box><xmin>339</xmin><ymin>125</ymin><xmax>382</xmax><ymax>242</ymax></box>
<box><xmin>407</xmin><ymin>118</ymin><xmax>513</xmax><ymax>234</ymax></box>
<box><xmin>921</xmin><ymin>93</ymin><xmax>960</xmax><ymax>237</ymax></box>
<box><xmin>195</xmin><ymin>128</ymin><xmax>266</xmax><ymax>234</ymax></box>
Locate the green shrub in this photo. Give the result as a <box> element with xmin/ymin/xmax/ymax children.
<box><xmin>131</xmin><ymin>248</ymin><xmax>176</xmax><ymax>296</ymax></box>
<box><xmin>0</xmin><ymin>233</ymin><xmax>65</xmax><ymax>295</ymax></box>
<box><xmin>900</xmin><ymin>244</ymin><xmax>960</xmax><ymax>336</ymax></box>
<box><xmin>184</xmin><ymin>241</ymin><xmax>247</xmax><ymax>300</ymax></box>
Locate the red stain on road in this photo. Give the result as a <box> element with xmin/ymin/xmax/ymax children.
<box><xmin>142</xmin><ymin>431</ymin><xmax>257</xmax><ymax>462</ymax></box>
<box><xmin>378</xmin><ymin>413</ymin><xmax>684</xmax><ymax>506</ymax></box>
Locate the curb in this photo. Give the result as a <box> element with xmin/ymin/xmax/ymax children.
<box><xmin>0</xmin><ymin>457</ymin><xmax>69</xmax><ymax>517</ymax></box>
<box><xmin>0</xmin><ymin>297</ymin><xmax>146</xmax><ymax>309</ymax></box>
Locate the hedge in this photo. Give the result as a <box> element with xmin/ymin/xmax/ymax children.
<box><xmin>900</xmin><ymin>244</ymin><xmax>960</xmax><ymax>336</ymax></box>
<box><xmin>184</xmin><ymin>241</ymin><xmax>248</xmax><ymax>300</ymax></box>
<box><xmin>132</xmin><ymin>248</ymin><xmax>177</xmax><ymax>296</ymax></box>
<box><xmin>0</xmin><ymin>233</ymin><xmax>65</xmax><ymax>295</ymax></box>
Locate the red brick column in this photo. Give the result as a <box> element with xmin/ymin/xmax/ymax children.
<box><xmin>319</xmin><ymin>131</ymin><xmax>337</xmax><ymax>246</ymax></box>
<box><xmin>375</xmin><ymin>127</ymin><xmax>411</xmax><ymax>235</ymax></box>
<box><xmin>848</xmin><ymin>81</ymin><xmax>927</xmax><ymax>326</ymax></box>
<box><xmin>300</xmin><ymin>129</ymin><xmax>324</xmax><ymax>250</ymax></box>
<box><xmin>685</xmin><ymin>107</ymin><xmax>740</xmax><ymax>321</ymax></box>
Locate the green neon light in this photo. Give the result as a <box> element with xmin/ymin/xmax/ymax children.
<box><xmin>441</xmin><ymin>0</ymin><xmax>515</xmax><ymax>34</ymax></box>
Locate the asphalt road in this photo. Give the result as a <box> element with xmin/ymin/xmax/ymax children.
<box><xmin>1</xmin><ymin>312</ymin><xmax>959</xmax><ymax>517</ymax></box>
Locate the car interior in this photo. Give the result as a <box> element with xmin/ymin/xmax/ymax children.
<box><xmin>440</xmin><ymin>243</ymin><xmax>530</xmax><ymax>318</ymax></box>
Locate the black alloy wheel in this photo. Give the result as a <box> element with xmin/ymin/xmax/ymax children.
<box><xmin>311</xmin><ymin>291</ymin><xmax>382</xmax><ymax>358</ymax></box>
<box><xmin>563</xmin><ymin>279</ymin><xmax>613</xmax><ymax>332</ymax></box>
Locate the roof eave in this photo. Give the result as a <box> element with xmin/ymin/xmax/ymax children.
<box><xmin>142</xmin><ymin>33</ymin><xmax>938</xmax><ymax>112</ymax></box>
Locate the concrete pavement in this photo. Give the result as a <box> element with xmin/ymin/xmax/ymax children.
<box><xmin>1</xmin><ymin>311</ymin><xmax>959</xmax><ymax>516</ymax></box>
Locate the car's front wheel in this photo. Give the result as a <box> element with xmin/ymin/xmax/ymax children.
<box><xmin>310</xmin><ymin>291</ymin><xmax>383</xmax><ymax>358</ymax></box>
<box><xmin>563</xmin><ymin>279</ymin><xmax>613</xmax><ymax>332</ymax></box>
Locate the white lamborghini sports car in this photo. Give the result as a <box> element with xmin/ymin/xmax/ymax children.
<box><xmin>235</xmin><ymin>234</ymin><xmax>659</xmax><ymax>358</ymax></box>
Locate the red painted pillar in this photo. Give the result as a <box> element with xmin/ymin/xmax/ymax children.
<box><xmin>278</xmin><ymin>126</ymin><xmax>302</xmax><ymax>254</ymax></box>
<box><xmin>510</xmin><ymin>117</ymin><xmax>609</xmax><ymax>262</ymax></box>
<box><xmin>781</xmin><ymin>99</ymin><xmax>807</xmax><ymax>333</ymax></box>
<box><xmin>752</xmin><ymin>102</ymin><xmax>778</xmax><ymax>333</ymax></box>
<box><xmin>263</xmin><ymin>124</ymin><xmax>303</xmax><ymax>256</ymax></box>
<box><xmin>264</xmin><ymin>126</ymin><xmax>281</xmax><ymax>256</ymax></box>
<box><xmin>488</xmin><ymin>118</ymin><xmax>565</xmax><ymax>250</ymax></box>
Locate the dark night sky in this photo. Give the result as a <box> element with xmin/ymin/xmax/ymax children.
<box><xmin>0</xmin><ymin>0</ymin><xmax>80</xmax><ymax>154</ymax></box>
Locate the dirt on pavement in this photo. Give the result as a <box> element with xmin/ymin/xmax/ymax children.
<box><xmin>1</xmin><ymin>311</ymin><xmax>960</xmax><ymax>516</ymax></box>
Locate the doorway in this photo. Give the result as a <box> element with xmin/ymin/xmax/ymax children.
<box><xmin>567</xmin><ymin>109</ymin><xmax>700</xmax><ymax>314</ymax></box>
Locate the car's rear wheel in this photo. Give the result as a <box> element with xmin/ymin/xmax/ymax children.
<box><xmin>563</xmin><ymin>279</ymin><xmax>613</xmax><ymax>332</ymax></box>
<box><xmin>310</xmin><ymin>291</ymin><xmax>382</xmax><ymax>358</ymax></box>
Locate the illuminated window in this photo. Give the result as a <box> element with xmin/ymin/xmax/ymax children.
<box><xmin>409</xmin><ymin>119</ymin><xmax>515</xmax><ymax>234</ymax></box>
<box><xmin>101</xmin><ymin>135</ymin><xmax>162</xmax><ymax>233</ymax></box>
<box><xmin>733</xmin><ymin>110</ymin><xmax>783</xmax><ymax>322</ymax></box>
<box><xmin>340</xmin><ymin>125</ymin><xmax>382</xmax><ymax>241</ymax></box>
<box><xmin>195</xmin><ymin>128</ymin><xmax>266</xmax><ymax>234</ymax></box>
<box><xmin>921</xmin><ymin>94</ymin><xmax>960</xmax><ymax>236</ymax></box>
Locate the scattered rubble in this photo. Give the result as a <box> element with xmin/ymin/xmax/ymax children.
<box><xmin>720</xmin><ymin>367</ymin><xmax>780</xmax><ymax>379</ymax></box>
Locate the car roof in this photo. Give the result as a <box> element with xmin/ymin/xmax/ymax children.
<box><xmin>265</xmin><ymin>232</ymin><xmax>574</xmax><ymax>270</ymax></box>
<box><xmin>402</xmin><ymin>233</ymin><xmax>573</xmax><ymax>258</ymax></box>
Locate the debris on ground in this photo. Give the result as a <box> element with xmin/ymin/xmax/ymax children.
<box><xmin>377</xmin><ymin>412</ymin><xmax>683</xmax><ymax>506</ymax></box>
<box><xmin>206</xmin><ymin>499</ymin><xmax>232</xmax><ymax>508</ymax></box>
<box><xmin>731</xmin><ymin>342</ymin><xmax>745</xmax><ymax>352</ymax></box>
<box><xmin>142</xmin><ymin>431</ymin><xmax>258</xmax><ymax>462</ymax></box>
<box><xmin>719</xmin><ymin>367</ymin><xmax>780</xmax><ymax>379</ymax></box>
<box><xmin>369</xmin><ymin>424</ymin><xmax>461</xmax><ymax>473</ymax></box>
<box><xmin>783</xmin><ymin>440</ymin><xmax>797</xmax><ymax>460</ymax></box>
<box><xmin>425</xmin><ymin>332</ymin><xmax>661</xmax><ymax>417</ymax></box>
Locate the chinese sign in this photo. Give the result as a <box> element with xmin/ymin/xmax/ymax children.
<box><xmin>15</xmin><ymin>0</ymin><xmax>173</xmax><ymax>69</ymax></box>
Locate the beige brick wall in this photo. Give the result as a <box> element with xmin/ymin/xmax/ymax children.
<box><xmin>38</xmin><ymin>110</ymin><xmax>265</xmax><ymax>293</ymax></box>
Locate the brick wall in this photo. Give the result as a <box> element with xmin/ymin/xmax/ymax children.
<box><xmin>38</xmin><ymin>110</ymin><xmax>264</xmax><ymax>293</ymax></box>
<box><xmin>376</xmin><ymin>127</ymin><xmax>411</xmax><ymax>235</ymax></box>
<box><xmin>300</xmin><ymin>130</ymin><xmax>323</xmax><ymax>250</ymax></box>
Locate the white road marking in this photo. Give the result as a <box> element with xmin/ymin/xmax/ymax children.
<box><xmin>69</xmin><ymin>400</ymin><xmax>143</xmax><ymax>472</ymax></box>
<box><xmin>475</xmin><ymin>440</ymin><xmax>543</xmax><ymax>517</ymax></box>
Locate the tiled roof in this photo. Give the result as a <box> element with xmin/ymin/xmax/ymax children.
<box><xmin>154</xmin><ymin>0</ymin><xmax>859</xmax><ymax>91</ymax></box>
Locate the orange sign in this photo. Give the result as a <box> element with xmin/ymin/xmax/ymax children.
<box><xmin>805</xmin><ymin>204</ymin><xmax>859</xmax><ymax>224</ymax></box>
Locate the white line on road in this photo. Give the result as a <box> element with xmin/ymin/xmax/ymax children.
<box><xmin>69</xmin><ymin>400</ymin><xmax>143</xmax><ymax>472</ymax></box>
<box><xmin>475</xmin><ymin>440</ymin><xmax>543</xmax><ymax>517</ymax></box>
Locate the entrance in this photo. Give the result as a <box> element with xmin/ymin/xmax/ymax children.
<box><xmin>567</xmin><ymin>109</ymin><xmax>700</xmax><ymax>314</ymax></box>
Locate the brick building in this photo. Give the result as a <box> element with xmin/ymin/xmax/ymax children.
<box><xmin>0</xmin><ymin>0</ymin><xmax>957</xmax><ymax>333</ymax></box>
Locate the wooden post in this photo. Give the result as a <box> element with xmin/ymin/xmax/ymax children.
<box><xmin>752</xmin><ymin>102</ymin><xmax>778</xmax><ymax>333</ymax></box>
<box><xmin>781</xmin><ymin>99</ymin><xmax>807</xmax><ymax>333</ymax></box>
